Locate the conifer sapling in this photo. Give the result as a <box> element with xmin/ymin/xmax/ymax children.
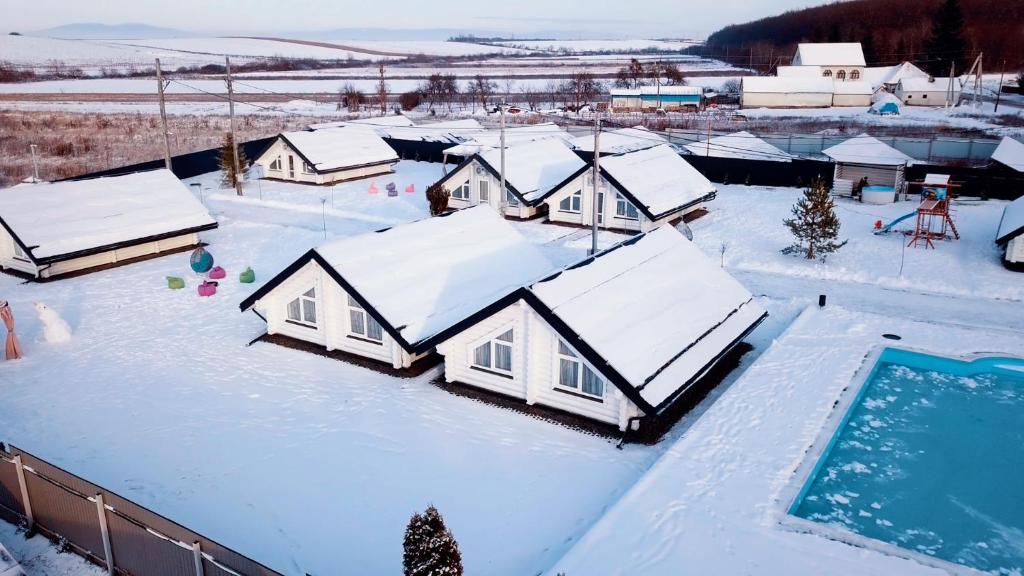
<box><xmin>782</xmin><ymin>178</ymin><xmax>847</xmax><ymax>261</ymax></box>
<box><xmin>403</xmin><ymin>505</ymin><xmax>463</xmax><ymax>576</ymax></box>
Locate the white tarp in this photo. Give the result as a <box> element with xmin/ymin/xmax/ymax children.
<box><xmin>280</xmin><ymin>128</ymin><xmax>398</xmax><ymax>172</ymax></box>
<box><xmin>0</xmin><ymin>169</ymin><xmax>215</xmax><ymax>260</ymax></box>
<box><xmin>600</xmin><ymin>145</ymin><xmax>716</xmax><ymax>216</ymax></box>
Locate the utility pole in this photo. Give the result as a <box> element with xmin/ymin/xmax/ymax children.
<box><xmin>224</xmin><ymin>56</ymin><xmax>243</xmax><ymax>196</ymax></box>
<box><xmin>994</xmin><ymin>60</ymin><xmax>1006</xmax><ymax>113</ymax></box>
<box><xmin>655</xmin><ymin>60</ymin><xmax>662</xmax><ymax>110</ymax></box>
<box><xmin>155</xmin><ymin>58</ymin><xmax>173</xmax><ymax>171</ymax></box>
<box><xmin>29</xmin><ymin>144</ymin><xmax>39</xmax><ymax>182</ymax></box>
<box><xmin>705</xmin><ymin>114</ymin><xmax>712</xmax><ymax>157</ymax></box>
<box><xmin>590</xmin><ymin>116</ymin><xmax>601</xmax><ymax>255</ymax></box>
<box><xmin>499</xmin><ymin>102</ymin><xmax>507</xmax><ymax>214</ymax></box>
<box><xmin>946</xmin><ymin>60</ymin><xmax>955</xmax><ymax>110</ymax></box>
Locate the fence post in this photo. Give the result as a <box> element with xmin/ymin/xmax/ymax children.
<box><xmin>192</xmin><ymin>541</ymin><xmax>205</xmax><ymax>576</ymax></box>
<box><xmin>94</xmin><ymin>494</ymin><xmax>115</xmax><ymax>576</ymax></box>
<box><xmin>928</xmin><ymin>139</ymin><xmax>934</xmax><ymax>164</ymax></box>
<box><xmin>12</xmin><ymin>455</ymin><xmax>33</xmax><ymax>530</ymax></box>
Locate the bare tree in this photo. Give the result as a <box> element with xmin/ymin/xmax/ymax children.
<box><xmin>501</xmin><ymin>75</ymin><xmax>517</xmax><ymax>103</ymax></box>
<box><xmin>567</xmin><ymin>71</ymin><xmax>603</xmax><ymax>110</ymax></box>
<box><xmin>471</xmin><ymin>75</ymin><xmax>497</xmax><ymax>111</ymax></box>
<box><xmin>340</xmin><ymin>82</ymin><xmax>363</xmax><ymax>112</ymax></box>
<box><xmin>440</xmin><ymin>74</ymin><xmax>459</xmax><ymax>113</ymax></box>
<box><xmin>614</xmin><ymin>58</ymin><xmax>647</xmax><ymax>89</ymax></box>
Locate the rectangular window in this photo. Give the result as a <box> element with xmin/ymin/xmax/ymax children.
<box><xmin>558</xmin><ymin>190</ymin><xmax>583</xmax><ymax>213</ymax></box>
<box><xmin>286</xmin><ymin>288</ymin><xmax>317</xmax><ymax>326</ymax></box>
<box><xmin>451</xmin><ymin>182</ymin><xmax>470</xmax><ymax>200</ymax></box>
<box><xmin>615</xmin><ymin>193</ymin><xmax>639</xmax><ymax>220</ymax></box>
<box><xmin>556</xmin><ymin>340</ymin><xmax>604</xmax><ymax>398</ymax></box>
<box><xmin>479</xmin><ymin>180</ymin><xmax>489</xmax><ymax>202</ymax></box>
<box><xmin>472</xmin><ymin>328</ymin><xmax>514</xmax><ymax>376</ymax></box>
<box><xmin>347</xmin><ymin>295</ymin><xmax>383</xmax><ymax>343</ymax></box>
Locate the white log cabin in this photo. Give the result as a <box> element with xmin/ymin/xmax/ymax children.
<box><xmin>433</xmin><ymin>137</ymin><xmax>586</xmax><ymax>219</ymax></box>
<box><xmin>253</xmin><ymin>127</ymin><xmax>399</xmax><ymax>185</ymax></box>
<box><xmin>436</xmin><ymin>225</ymin><xmax>768</xmax><ymax>431</ymax></box>
<box><xmin>823</xmin><ymin>134</ymin><xmax>917</xmax><ymax>199</ymax></box>
<box><xmin>0</xmin><ymin>169</ymin><xmax>216</xmax><ymax>280</ymax></box>
<box><xmin>541</xmin><ymin>144</ymin><xmax>717</xmax><ymax>233</ymax></box>
<box><xmin>238</xmin><ymin>206</ymin><xmax>556</xmax><ymax>369</ymax></box>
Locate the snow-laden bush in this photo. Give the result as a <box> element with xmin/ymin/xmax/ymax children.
<box><xmin>403</xmin><ymin>505</ymin><xmax>463</xmax><ymax>576</ymax></box>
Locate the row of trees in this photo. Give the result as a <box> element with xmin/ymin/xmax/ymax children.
<box><xmin>613</xmin><ymin>58</ymin><xmax>687</xmax><ymax>89</ymax></box>
<box><xmin>408</xmin><ymin>71</ymin><xmax>605</xmax><ymax>113</ymax></box>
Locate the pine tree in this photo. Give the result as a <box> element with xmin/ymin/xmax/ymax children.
<box><xmin>217</xmin><ymin>132</ymin><xmax>248</xmax><ymax>188</ymax></box>
<box><xmin>924</xmin><ymin>0</ymin><xmax>967</xmax><ymax>76</ymax></box>
<box><xmin>782</xmin><ymin>179</ymin><xmax>847</xmax><ymax>261</ymax></box>
<box><xmin>403</xmin><ymin>506</ymin><xmax>463</xmax><ymax>576</ymax></box>
<box><xmin>860</xmin><ymin>31</ymin><xmax>877</xmax><ymax>66</ymax></box>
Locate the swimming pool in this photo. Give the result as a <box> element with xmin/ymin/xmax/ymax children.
<box><xmin>789</xmin><ymin>348</ymin><xmax>1024</xmax><ymax>573</ymax></box>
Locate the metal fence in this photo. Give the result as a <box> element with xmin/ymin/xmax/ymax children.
<box><xmin>0</xmin><ymin>443</ymin><xmax>282</xmax><ymax>576</ymax></box>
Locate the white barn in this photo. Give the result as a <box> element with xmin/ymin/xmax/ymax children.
<box><xmin>541</xmin><ymin>144</ymin><xmax>716</xmax><ymax>232</ymax></box>
<box><xmin>791</xmin><ymin>43</ymin><xmax>867</xmax><ymax>81</ymax></box>
<box><xmin>0</xmin><ymin>169</ymin><xmax>216</xmax><ymax>280</ymax></box>
<box><xmin>996</xmin><ymin>196</ymin><xmax>1024</xmax><ymax>271</ymax></box>
<box><xmin>238</xmin><ymin>206</ymin><xmax>556</xmax><ymax>369</ymax></box>
<box><xmin>684</xmin><ymin>131</ymin><xmax>793</xmax><ymax>162</ymax></box>
<box><xmin>436</xmin><ymin>225</ymin><xmax>767</xmax><ymax>431</ymax></box>
<box><xmin>253</xmin><ymin>127</ymin><xmax>399</xmax><ymax>185</ymax></box>
<box><xmin>823</xmin><ymin>134</ymin><xmax>917</xmax><ymax>198</ymax></box>
<box><xmin>434</xmin><ymin>138</ymin><xmax>586</xmax><ymax>219</ymax></box>
<box><xmin>895</xmin><ymin>77</ymin><xmax>963</xmax><ymax>106</ymax></box>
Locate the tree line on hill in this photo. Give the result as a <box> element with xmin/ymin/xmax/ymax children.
<box><xmin>696</xmin><ymin>0</ymin><xmax>1022</xmax><ymax>76</ymax></box>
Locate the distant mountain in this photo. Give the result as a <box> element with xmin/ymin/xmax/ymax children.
<box><xmin>702</xmin><ymin>0</ymin><xmax>1023</xmax><ymax>71</ymax></box>
<box><xmin>31</xmin><ymin>22</ymin><xmax>192</xmax><ymax>39</ymax></box>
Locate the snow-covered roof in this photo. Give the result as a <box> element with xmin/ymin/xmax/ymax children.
<box><xmin>442</xmin><ymin>123</ymin><xmax>572</xmax><ymax>157</ymax></box>
<box><xmin>308</xmin><ymin>114</ymin><xmax>415</xmax><ymax>131</ymax></box>
<box><xmin>897</xmin><ymin>77</ymin><xmax>962</xmax><ymax>92</ymax></box>
<box><xmin>996</xmin><ymin>196</ymin><xmax>1024</xmax><ymax>246</ymax></box>
<box><xmin>571</xmin><ymin>126</ymin><xmax>667</xmax><ymax>155</ymax></box>
<box><xmin>923</xmin><ymin>174</ymin><xmax>951</xmax><ymax>186</ymax></box>
<box><xmin>863</xmin><ymin>62</ymin><xmax>928</xmax><ymax>89</ymax></box>
<box><xmin>684</xmin><ymin>131</ymin><xmax>793</xmax><ymax>162</ymax></box>
<box><xmin>0</xmin><ymin>169</ymin><xmax>216</xmax><ymax>262</ymax></box>
<box><xmin>243</xmin><ymin>206</ymin><xmax>555</xmax><ymax>349</ymax></box>
<box><xmin>793</xmin><ymin>43</ymin><xmax>866</xmax><ymax>67</ymax></box>
<box><xmin>991</xmin><ymin>136</ymin><xmax>1024</xmax><ymax>173</ymax></box>
<box><xmin>742</xmin><ymin>76</ymin><xmax>834</xmax><ymax>94</ymax></box>
<box><xmin>529</xmin><ymin>225</ymin><xmax>766</xmax><ymax>410</ymax></box>
<box><xmin>610</xmin><ymin>86</ymin><xmax>702</xmax><ymax>96</ymax></box>
<box><xmin>278</xmin><ymin>128</ymin><xmax>398</xmax><ymax>173</ymax></box>
<box><xmin>776</xmin><ymin>65</ymin><xmax>823</xmax><ymax>77</ymax></box>
<box><xmin>599</xmin><ymin>145</ymin><xmax>716</xmax><ymax>218</ymax></box>
<box><xmin>377</xmin><ymin>119</ymin><xmax>486</xmax><ymax>144</ymax></box>
<box><xmin>477</xmin><ymin>138</ymin><xmax>586</xmax><ymax>202</ymax></box>
<box><xmin>832</xmin><ymin>80</ymin><xmax>873</xmax><ymax>95</ymax></box>
<box><xmin>822</xmin><ymin>134</ymin><xmax>916</xmax><ymax>166</ymax></box>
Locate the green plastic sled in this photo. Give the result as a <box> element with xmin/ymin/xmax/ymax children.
<box><xmin>166</xmin><ymin>276</ymin><xmax>185</xmax><ymax>290</ymax></box>
<box><xmin>239</xmin><ymin>267</ymin><xmax>255</xmax><ymax>284</ymax></box>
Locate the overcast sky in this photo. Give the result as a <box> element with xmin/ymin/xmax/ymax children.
<box><xmin>8</xmin><ymin>0</ymin><xmax>827</xmax><ymax>38</ymax></box>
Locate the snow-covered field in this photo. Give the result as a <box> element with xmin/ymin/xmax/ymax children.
<box><xmin>0</xmin><ymin>35</ymin><xmax>219</xmax><ymax>69</ymax></box>
<box><xmin>105</xmin><ymin>37</ymin><xmax>401</xmax><ymax>61</ymax></box>
<box><xmin>494</xmin><ymin>39</ymin><xmax>699</xmax><ymax>52</ymax></box>
<box><xmin>1</xmin><ymin>165</ymin><xmax>1021</xmax><ymax>575</ymax></box>
<box><xmin>315</xmin><ymin>40</ymin><xmax>530</xmax><ymax>57</ymax></box>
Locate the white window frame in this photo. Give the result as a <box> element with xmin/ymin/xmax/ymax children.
<box><xmin>554</xmin><ymin>339</ymin><xmax>605</xmax><ymax>400</ymax></box>
<box><xmin>269</xmin><ymin>156</ymin><xmax>282</xmax><ymax>172</ymax></box>
<box><xmin>478</xmin><ymin>180</ymin><xmax>489</xmax><ymax>203</ymax></box>
<box><xmin>451</xmin><ymin>181</ymin><xmax>470</xmax><ymax>201</ymax></box>
<box><xmin>506</xmin><ymin>190</ymin><xmax>520</xmax><ymax>207</ymax></box>
<box><xmin>469</xmin><ymin>327</ymin><xmax>514</xmax><ymax>378</ymax></box>
<box><xmin>615</xmin><ymin>192</ymin><xmax>640</xmax><ymax>220</ymax></box>
<box><xmin>12</xmin><ymin>242</ymin><xmax>30</xmax><ymax>262</ymax></box>
<box><xmin>302</xmin><ymin>161</ymin><xmax>315</xmax><ymax>174</ymax></box>
<box><xmin>347</xmin><ymin>295</ymin><xmax>384</xmax><ymax>344</ymax></box>
<box><xmin>558</xmin><ymin>190</ymin><xmax>583</xmax><ymax>214</ymax></box>
<box><xmin>286</xmin><ymin>287</ymin><xmax>318</xmax><ymax>327</ymax></box>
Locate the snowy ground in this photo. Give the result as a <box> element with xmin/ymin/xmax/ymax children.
<box><xmin>740</xmin><ymin>102</ymin><xmax>1024</xmax><ymax>136</ymax></box>
<box><xmin>1</xmin><ymin>169</ymin><xmax>1021</xmax><ymax>575</ymax></box>
<box><xmin>0</xmin><ymin>521</ymin><xmax>103</xmax><ymax>576</ymax></box>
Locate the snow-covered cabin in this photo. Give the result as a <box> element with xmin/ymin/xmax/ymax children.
<box><xmin>823</xmin><ymin>134</ymin><xmax>917</xmax><ymax>197</ymax></box>
<box><xmin>740</xmin><ymin>77</ymin><xmax>835</xmax><ymax>108</ymax></box>
<box><xmin>571</xmin><ymin>126</ymin><xmax>668</xmax><ymax>157</ymax></box>
<box><xmin>253</xmin><ymin>127</ymin><xmax>399</xmax><ymax>185</ymax></box>
<box><xmin>989</xmin><ymin>136</ymin><xmax>1024</xmax><ymax>175</ymax></box>
<box><xmin>435</xmin><ymin>225</ymin><xmax>767</xmax><ymax>431</ymax></box>
<box><xmin>609</xmin><ymin>86</ymin><xmax>703</xmax><ymax>111</ymax></box>
<box><xmin>895</xmin><ymin>77</ymin><xmax>962</xmax><ymax>106</ymax></box>
<box><xmin>0</xmin><ymin>169</ymin><xmax>216</xmax><ymax>280</ymax></box>
<box><xmin>542</xmin><ymin>145</ymin><xmax>716</xmax><ymax>232</ymax></box>
<box><xmin>434</xmin><ymin>138</ymin><xmax>586</xmax><ymax>219</ymax></box>
<box><xmin>791</xmin><ymin>43</ymin><xmax>866</xmax><ymax>81</ymax></box>
<box><xmin>683</xmin><ymin>131</ymin><xmax>793</xmax><ymax>162</ymax></box>
<box><xmin>996</xmin><ymin>195</ymin><xmax>1024</xmax><ymax>271</ymax></box>
<box><xmin>238</xmin><ymin>206</ymin><xmax>556</xmax><ymax>369</ymax></box>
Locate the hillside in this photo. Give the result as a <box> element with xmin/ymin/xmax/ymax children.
<box><xmin>703</xmin><ymin>0</ymin><xmax>1023</xmax><ymax>71</ymax></box>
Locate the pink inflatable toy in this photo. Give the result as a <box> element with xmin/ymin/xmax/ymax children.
<box><xmin>198</xmin><ymin>281</ymin><xmax>217</xmax><ymax>297</ymax></box>
<box><xmin>209</xmin><ymin>266</ymin><xmax>226</xmax><ymax>280</ymax></box>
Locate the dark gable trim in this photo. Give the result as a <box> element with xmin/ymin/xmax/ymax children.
<box><xmin>599</xmin><ymin>164</ymin><xmax>717</xmax><ymax>222</ymax></box>
<box><xmin>471</xmin><ymin>154</ymin><xmax>531</xmax><ymax>205</ymax></box>
<box><xmin>0</xmin><ymin>216</ymin><xmax>39</xmax><ymax>265</ymax></box>
<box><xmin>529</xmin><ymin>164</ymin><xmax>591</xmax><ymax>206</ymax></box>
<box><xmin>995</xmin><ymin>204</ymin><xmax>1024</xmax><ymax>246</ymax></box>
<box><xmin>276</xmin><ymin>133</ymin><xmax>397</xmax><ymax>176</ymax></box>
<box><xmin>431</xmin><ymin>155</ymin><xmax>478</xmax><ymax>192</ymax></box>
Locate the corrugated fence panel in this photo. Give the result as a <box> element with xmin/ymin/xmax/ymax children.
<box><xmin>0</xmin><ymin>458</ymin><xmax>24</xmax><ymax>523</ymax></box>
<box><xmin>107</xmin><ymin>512</ymin><xmax>195</xmax><ymax>576</ymax></box>
<box><xmin>23</xmin><ymin>473</ymin><xmax>105</xmax><ymax>562</ymax></box>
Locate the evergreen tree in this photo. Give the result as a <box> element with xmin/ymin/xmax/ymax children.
<box><xmin>403</xmin><ymin>506</ymin><xmax>463</xmax><ymax>576</ymax></box>
<box><xmin>782</xmin><ymin>179</ymin><xmax>847</xmax><ymax>261</ymax></box>
<box><xmin>217</xmin><ymin>132</ymin><xmax>248</xmax><ymax>188</ymax></box>
<box><xmin>860</xmin><ymin>31</ymin><xmax>877</xmax><ymax>66</ymax></box>
<box><xmin>924</xmin><ymin>0</ymin><xmax>967</xmax><ymax>76</ymax></box>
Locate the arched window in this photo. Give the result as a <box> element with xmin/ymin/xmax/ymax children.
<box><xmin>836</xmin><ymin>70</ymin><xmax>847</xmax><ymax>81</ymax></box>
<box><xmin>850</xmin><ymin>70</ymin><xmax>861</xmax><ymax>80</ymax></box>
<box><xmin>822</xmin><ymin>69</ymin><xmax>833</xmax><ymax>78</ymax></box>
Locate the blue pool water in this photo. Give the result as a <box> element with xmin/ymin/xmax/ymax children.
<box><xmin>791</xmin><ymin>348</ymin><xmax>1024</xmax><ymax>573</ymax></box>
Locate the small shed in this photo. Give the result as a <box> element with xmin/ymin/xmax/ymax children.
<box><xmin>238</xmin><ymin>206</ymin><xmax>556</xmax><ymax>369</ymax></box>
<box><xmin>435</xmin><ymin>225</ymin><xmax>767</xmax><ymax>432</ymax></box>
<box><xmin>253</xmin><ymin>127</ymin><xmax>399</xmax><ymax>185</ymax></box>
<box><xmin>0</xmin><ymin>169</ymin><xmax>217</xmax><ymax>280</ymax></box>
<box><xmin>433</xmin><ymin>138</ymin><xmax>586</xmax><ymax>219</ymax></box>
<box><xmin>684</xmin><ymin>131</ymin><xmax>793</xmax><ymax>162</ymax></box>
<box><xmin>823</xmin><ymin>134</ymin><xmax>917</xmax><ymax>198</ymax></box>
<box><xmin>542</xmin><ymin>144</ymin><xmax>717</xmax><ymax>232</ymax></box>
<box><xmin>740</xmin><ymin>76</ymin><xmax>835</xmax><ymax>108</ymax></box>
<box><xmin>610</xmin><ymin>86</ymin><xmax>703</xmax><ymax>111</ymax></box>
<box><xmin>996</xmin><ymin>196</ymin><xmax>1024</xmax><ymax>271</ymax></box>
<box><xmin>895</xmin><ymin>77</ymin><xmax>963</xmax><ymax>107</ymax></box>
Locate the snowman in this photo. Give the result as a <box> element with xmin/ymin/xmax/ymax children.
<box><xmin>33</xmin><ymin>302</ymin><xmax>72</xmax><ymax>344</ymax></box>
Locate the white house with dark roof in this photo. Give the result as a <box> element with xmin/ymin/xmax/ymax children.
<box><xmin>433</xmin><ymin>137</ymin><xmax>587</xmax><ymax>219</ymax></box>
<box><xmin>0</xmin><ymin>169</ymin><xmax>216</xmax><ymax>280</ymax></box>
<box><xmin>996</xmin><ymin>195</ymin><xmax>1024</xmax><ymax>271</ymax></box>
<box><xmin>435</xmin><ymin>225</ymin><xmax>767</xmax><ymax>431</ymax></box>
<box><xmin>238</xmin><ymin>206</ymin><xmax>555</xmax><ymax>369</ymax></box>
<box><xmin>253</xmin><ymin>127</ymin><xmax>399</xmax><ymax>185</ymax></box>
<box><xmin>792</xmin><ymin>43</ymin><xmax>866</xmax><ymax>81</ymax></box>
<box><xmin>541</xmin><ymin>144</ymin><xmax>716</xmax><ymax>232</ymax></box>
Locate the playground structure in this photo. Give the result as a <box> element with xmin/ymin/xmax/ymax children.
<box><xmin>874</xmin><ymin>174</ymin><xmax>960</xmax><ymax>249</ymax></box>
